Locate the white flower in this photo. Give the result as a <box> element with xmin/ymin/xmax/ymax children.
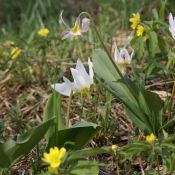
<box><xmin>114</xmin><ymin>47</ymin><xmax>134</xmax><ymax>74</ymax></box>
<box><xmin>60</xmin><ymin>11</ymin><xmax>90</xmax><ymax>40</ymax></box>
<box><xmin>51</xmin><ymin>58</ymin><xmax>93</xmax><ymax>96</ymax></box>
<box><xmin>169</xmin><ymin>13</ymin><xmax>175</xmax><ymax>39</ymax></box>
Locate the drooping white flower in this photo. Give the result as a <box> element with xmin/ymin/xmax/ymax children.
<box><xmin>169</xmin><ymin>13</ymin><xmax>175</xmax><ymax>39</ymax></box>
<box><xmin>114</xmin><ymin>47</ymin><xmax>134</xmax><ymax>74</ymax></box>
<box><xmin>51</xmin><ymin>58</ymin><xmax>93</xmax><ymax>96</ymax></box>
<box><xmin>60</xmin><ymin>11</ymin><xmax>90</xmax><ymax>40</ymax></box>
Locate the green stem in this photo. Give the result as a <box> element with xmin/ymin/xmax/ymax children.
<box><xmin>104</xmin><ymin>91</ymin><xmax>112</xmax><ymax>130</ymax></box>
<box><xmin>36</xmin><ymin>144</ymin><xmax>40</xmax><ymax>172</ymax></box>
<box><xmin>80</xmin><ymin>95</ymin><xmax>84</xmax><ymax>119</ymax></box>
<box><xmin>54</xmin><ymin>91</ymin><xmax>59</xmax><ymax>145</ymax></box>
<box><xmin>66</xmin><ymin>91</ymin><xmax>73</xmax><ymax>128</ymax></box>
<box><xmin>80</xmin><ymin>12</ymin><xmax>138</xmax><ymax>98</ymax></box>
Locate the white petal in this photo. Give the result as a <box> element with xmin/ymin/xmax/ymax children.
<box><xmin>114</xmin><ymin>47</ymin><xmax>120</xmax><ymax>63</ymax></box>
<box><xmin>120</xmin><ymin>49</ymin><xmax>130</xmax><ymax>62</ymax></box>
<box><xmin>75</xmin><ymin>59</ymin><xmax>92</xmax><ymax>84</ymax></box>
<box><xmin>71</xmin><ymin>67</ymin><xmax>90</xmax><ymax>90</ymax></box>
<box><xmin>81</xmin><ymin>18</ymin><xmax>90</xmax><ymax>33</ymax></box>
<box><xmin>88</xmin><ymin>58</ymin><xmax>94</xmax><ymax>82</ymax></box>
<box><xmin>62</xmin><ymin>31</ymin><xmax>74</xmax><ymax>40</ymax></box>
<box><xmin>59</xmin><ymin>11</ymin><xmax>70</xmax><ymax>29</ymax></box>
<box><xmin>63</xmin><ymin>76</ymin><xmax>76</xmax><ymax>91</ymax></box>
<box><xmin>51</xmin><ymin>83</ymin><xmax>72</xmax><ymax>96</ymax></box>
<box><xmin>70</xmin><ymin>68</ymin><xmax>83</xmax><ymax>90</ymax></box>
<box><xmin>74</xmin><ymin>16</ymin><xmax>81</xmax><ymax>27</ymax></box>
<box><xmin>169</xmin><ymin>13</ymin><xmax>175</xmax><ymax>39</ymax></box>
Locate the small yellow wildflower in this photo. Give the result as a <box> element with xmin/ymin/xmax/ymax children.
<box><xmin>111</xmin><ymin>145</ymin><xmax>118</xmax><ymax>152</ymax></box>
<box><xmin>146</xmin><ymin>133</ymin><xmax>156</xmax><ymax>143</ymax></box>
<box><xmin>129</xmin><ymin>13</ymin><xmax>140</xmax><ymax>30</ymax></box>
<box><xmin>136</xmin><ymin>25</ymin><xmax>144</xmax><ymax>36</ymax></box>
<box><xmin>42</xmin><ymin>147</ymin><xmax>66</xmax><ymax>173</ymax></box>
<box><xmin>11</xmin><ymin>47</ymin><xmax>22</xmax><ymax>60</ymax></box>
<box><xmin>37</xmin><ymin>28</ymin><xmax>49</xmax><ymax>37</ymax></box>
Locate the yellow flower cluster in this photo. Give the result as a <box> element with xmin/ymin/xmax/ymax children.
<box><xmin>11</xmin><ymin>47</ymin><xmax>22</xmax><ymax>60</ymax></box>
<box><xmin>42</xmin><ymin>147</ymin><xmax>66</xmax><ymax>173</ymax></box>
<box><xmin>129</xmin><ymin>13</ymin><xmax>140</xmax><ymax>30</ymax></box>
<box><xmin>146</xmin><ymin>133</ymin><xmax>156</xmax><ymax>143</ymax></box>
<box><xmin>129</xmin><ymin>13</ymin><xmax>144</xmax><ymax>37</ymax></box>
<box><xmin>37</xmin><ymin>28</ymin><xmax>49</xmax><ymax>37</ymax></box>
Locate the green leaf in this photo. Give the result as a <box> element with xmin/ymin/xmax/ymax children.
<box><xmin>118</xmin><ymin>142</ymin><xmax>151</xmax><ymax>161</ymax></box>
<box><xmin>162</xmin><ymin>134</ymin><xmax>175</xmax><ymax>143</ymax></box>
<box><xmin>138</xmin><ymin>90</ymin><xmax>163</xmax><ymax>135</ymax></box>
<box><xmin>92</xmin><ymin>48</ymin><xmax>163</xmax><ymax>135</ymax></box>
<box><xmin>48</xmin><ymin>121</ymin><xmax>100</xmax><ymax>149</ymax></box>
<box><xmin>161</xmin><ymin>143</ymin><xmax>175</xmax><ymax>151</ymax></box>
<box><xmin>70</xmin><ymin>160</ymin><xmax>102</xmax><ymax>175</ymax></box>
<box><xmin>147</xmin><ymin>31</ymin><xmax>158</xmax><ymax>58</ymax></box>
<box><xmin>0</xmin><ymin>118</ymin><xmax>54</xmax><ymax>168</ymax></box>
<box><xmin>131</xmin><ymin>37</ymin><xmax>144</xmax><ymax>60</ymax></box>
<box><xmin>0</xmin><ymin>145</ymin><xmax>11</xmax><ymax>168</ymax></box>
<box><xmin>67</xmin><ymin>147</ymin><xmax>112</xmax><ymax>162</ymax></box>
<box><xmin>43</xmin><ymin>92</ymin><xmax>65</xmax><ymax>142</ymax></box>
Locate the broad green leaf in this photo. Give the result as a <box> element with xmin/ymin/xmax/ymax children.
<box><xmin>14</xmin><ymin>118</ymin><xmax>54</xmax><ymax>161</ymax></box>
<box><xmin>162</xmin><ymin>135</ymin><xmax>175</xmax><ymax>143</ymax></box>
<box><xmin>92</xmin><ymin>48</ymin><xmax>163</xmax><ymax>135</ymax></box>
<box><xmin>147</xmin><ymin>31</ymin><xmax>158</xmax><ymax>58</ymax></box>
<box><xmin>0</xmin><ymin>145</ymin><xmax>10</xmax><ymax>168</ymax></box>
<box><xmin>43</xmin><ymin>92</ymin><xmax>65</xmax><ymax>142</ymax></box>
<box><xmin>67</xmin><ymin>147</ymin><xmax>112</xmax><ymax>162</ymax></box>
<box><xmin>118</xmin><ymin>142</ymin><xmax>151</xmax><ymax>161</ymax></box>
<box><xmin>0</xmin><ymin>118</ymin><xmax>54</xmax><ymax>168</ymax></box>
<box><xmin>70</xmin><ymin>160</ymin><xmax>102</xmax><ymax>175</ymax></box>
<box><xmin>138</xmin><ymin>90</ymin><xmax>163</xmax><ymax>135</ymax></box>
<box><xmin>48</xmin><ymin>121</ymin><xmax>100</xmax><ymax>149</ymax></box>
<box><xmin>131</xmin><ymin>37</ymin><xmax>144</xmax><ymax>60</ymax></box>
<box><xmin>161</xmin><ymin>143</ymin><xmax>175</xmax><ymax>151</ymax></box>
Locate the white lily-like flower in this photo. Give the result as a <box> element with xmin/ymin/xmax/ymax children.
<box><xmin>114</xmin><ymin>47</ymin><xmax>134</xmax><ymax>74</ymax></box>
<box><xmin>169</xmin><ymin>13</ymin><xmax>175</xmax><ymax>39</ymax></box>
<box><xmin>60</xmin><ymin>11</ymin><xmax>90</xmax><ymax>40</ymax></box>
<box><xmin>51</xmin><ymin>58</ymin><xmax>93</xmax><ymax>96</ymax></box>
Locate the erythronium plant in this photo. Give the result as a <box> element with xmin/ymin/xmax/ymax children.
<box><xmin>114</xmin><ymin>46</ymin><xmax>134</xmax><ymax>74</ymax></box>
<box><xmin>51</xmin><ymin>58</ymin><xmax>94</xmax><ymax>97</ymax></box>
<box><xmin>60</xmin><ymin>11</ymin><xmax>90</xmax><ymax>40</ymax></box>
<box><xmin>51</xmin><ymin>58</ymin><xmax>93</xmax><ymax>127</ymax></box>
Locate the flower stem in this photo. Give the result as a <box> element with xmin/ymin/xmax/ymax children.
<box><xmin>104</xmin><ymin>90</ymin><xmax>112</xmax><ymax>130</ymax></box>
<box><xmin>66</xmin><ymin>91</ymin><xmax>73</xmax><ymax>128</ymax></box>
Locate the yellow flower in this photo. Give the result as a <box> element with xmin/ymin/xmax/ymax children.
<box><xmin>111</xmin><ymin>145</ymin><xmax>118</xmax><ymax>152</ymax></box>
<box><xmin>129</xmin><ymin>13</ymin><xmax>140</xmax><ymax>30</ymax></box>
<box><xmin>42</xmin><ymin>147</ymin><xmax>66</xmax><ymax>173</ymax></box>
<box><xmin>136</xmin><ymin>25</ymin><xmax>144</xmax><ymax>36</ymax></box>
<box><xmin>146</xmin><ymin>133</ymin><xmax>156</xmax><ymax>143</ymax></box>
<box><xmin>11</xmin><ymin>47</ymin><xmax>22</xmax><ymax>60</ymax></box>
<box><xmin>37</xmin><ymin>28</ymin><xmax>49</xmax><ymax>37</ymax></box>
